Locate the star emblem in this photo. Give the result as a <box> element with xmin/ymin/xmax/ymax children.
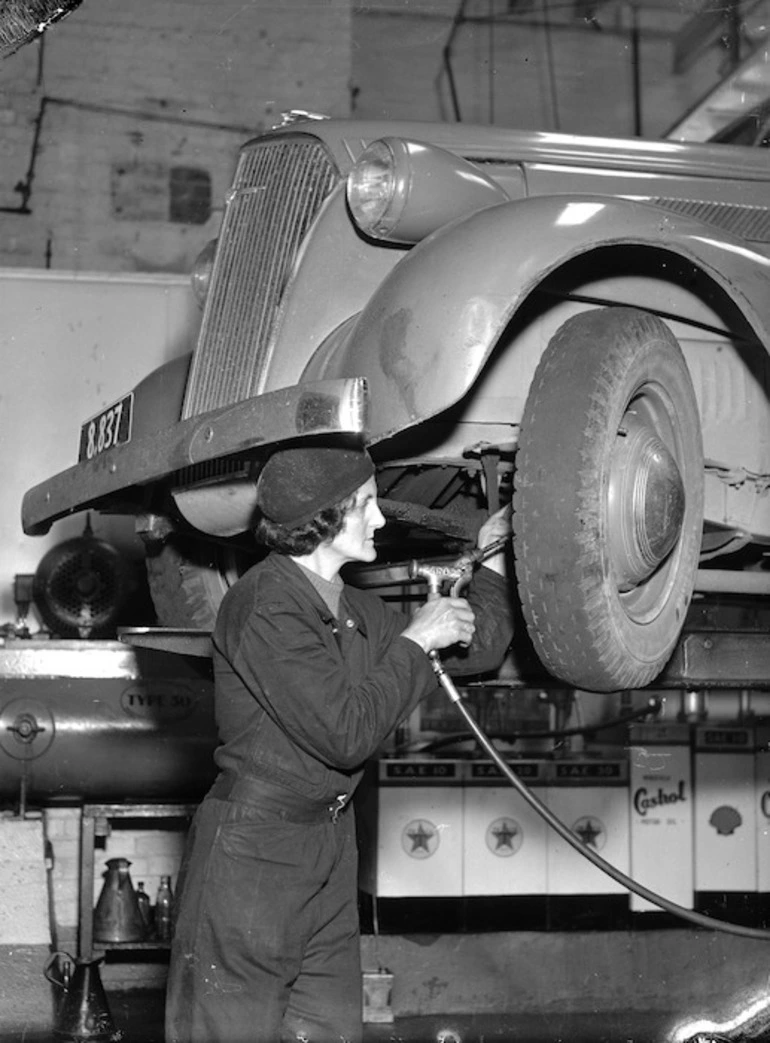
<box><xmin>573</xmin><ymin>816</ymin><xmax>605</xmax><ymax>849</ymax></box>
<box><xmin>402</xmin><ymin>819</ymin><xmax>439</xmax><ymax>858</ymax></box>
<box><xmin>486</xmin><ymin>817</ymin><xmax>522</xmax><ymax>857</ymax></box>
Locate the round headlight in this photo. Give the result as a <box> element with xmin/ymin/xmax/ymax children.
<box><xmin>347</xmin><ymin>140</ymin><xmax>402</xmax><ymax>238</ymax></box>
<box><xmin>347</xmin><ymin>137</ymin><xmax>511</xmax><ymax>245</ymax></box>
<box><xmin>190</xmin><ymin>238</ymin><xmax>217</xmax><ymax>308</ymax></box>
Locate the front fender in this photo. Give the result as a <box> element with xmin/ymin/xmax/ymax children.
<box><xmin>307</xmin><ymin>194</ymin><xmax>770</xmax><ymax>442</ymax></box>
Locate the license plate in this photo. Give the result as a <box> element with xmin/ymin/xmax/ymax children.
<box><xmin>78</xmin><ymin>393</ymin><xmax>134</xmax><ymax>462</ymax></box>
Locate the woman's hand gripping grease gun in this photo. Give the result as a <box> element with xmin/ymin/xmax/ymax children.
<box><xmin>409</xmin><ymin>535</ymin><xmax>509</xmax><ymax>704</ymax></box>
<box><xmin>409</xmin><ymin>536</ymin><xmax>770</xmax><ymax>942</ymax></box>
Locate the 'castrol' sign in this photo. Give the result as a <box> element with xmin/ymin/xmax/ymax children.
<box><xmin>633</xmin><ymin>779</ymin><xmax>687</xmax><ymax>817</ymax></box>
<box><xmin>629</xmin><ymin>733</ymin><xmax>693</xmax><ymax>913</ymax></box>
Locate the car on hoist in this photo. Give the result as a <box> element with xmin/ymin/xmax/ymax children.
<box><xmin>22</xmin><ymin>114</ymin><xmax>770</xmax><ymax>693</ymax></box>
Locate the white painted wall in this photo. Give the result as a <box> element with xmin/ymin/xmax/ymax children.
<box><xmin>0</xmin><ymin>268</ymin><xmax>201</xmax><ymax>624</ymax></box>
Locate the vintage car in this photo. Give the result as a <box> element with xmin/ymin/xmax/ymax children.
<box><xmin>22</xmin><ymin>115</ymin><xmax>770</xmax><ymax>692</ymax></box>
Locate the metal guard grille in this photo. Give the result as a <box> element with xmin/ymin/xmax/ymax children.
<box><xmin>651</xmin><ymin>196</ymin><xmax>770</xmax><ymax>244</ymax></box>
<box><xmin>182</xmin><ymin>136</ymin><xmax>339</xmax><ymax>419</ymax></box>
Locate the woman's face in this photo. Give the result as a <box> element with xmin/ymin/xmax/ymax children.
<box><xmin>328</xmin><ymin>476</ymin><xmax>385</xmax><ymax>565</ymax></box>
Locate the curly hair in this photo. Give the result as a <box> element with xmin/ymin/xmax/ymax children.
<box><xmin>255</xmin><ymin>490</ymin><xmax>358</xmax><ymax>555</ymax></box>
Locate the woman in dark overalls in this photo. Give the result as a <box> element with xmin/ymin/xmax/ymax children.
<box><xmin>166</xmin><ymin>444</ymin><xmax>513</xmax><ymax>1043</ymax></box>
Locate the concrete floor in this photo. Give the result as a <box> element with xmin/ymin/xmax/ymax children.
<box><xmin>76</xmin><ymin>988</ymin><xmax>692</xmax><ymax>1043</ymax></box>
<box><xmin>4</xmin><ymin>920</ymin><xmax>769</xmax><ymax>1042</ymax></box>
<box><xmin>0</xmin><ymin>982</ymin><xmax>683</xmax><ymax>1042</ymax></box>
<box><xmin>9</xmin><ymin>974</ymin><xmax>761</xmax><ymax>1043</ymax></box>
<box><xmin>0</xmin><ymin>964</ymin><xmax>731</xmax><ymax>1043</ymax></box>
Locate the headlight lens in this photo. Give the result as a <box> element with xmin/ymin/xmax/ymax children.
<box><xmin>346</xmin><ymin>140</ymin><xmax>401</xmax><ymax>237</ymax></box>
<box><xmin>190</xmin><ymin>238</ymin><xmax>217</xmax><ymax>308</ymax></box>
<box><xmin>347</xmin><ymin>137</ymin><xmax>511</xmax><ymax>244</ymax></box>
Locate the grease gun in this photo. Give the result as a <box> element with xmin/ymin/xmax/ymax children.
<box><xmin>409</xmin><ymin>535</ymin><xmax>510</xmax><ymax>602</ymax></box>
<box><xmin>409</xmin><ymin>535</ymin><xmax>510</xmax><ymax>694</ymax></box>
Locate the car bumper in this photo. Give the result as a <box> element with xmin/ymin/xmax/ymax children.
<box><xmin>22</xmin><ymin>377</ymin><xmax>369</xmax><ymax>534</ymax></box>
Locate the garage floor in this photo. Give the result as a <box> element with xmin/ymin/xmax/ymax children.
<box><xmin>95</xmin><ymin>990</ymin><xmax>687</xmax><ymax>1043</ymax></box>
<box><xmin>5</xmin><ymin>918</ymin><xmax>764</xmax><ymax>1042</ymax></box>
<box><xmin>0</xmin><ymin>979</ymin><xmax>734</xmax><ymax>1042</ymax></box>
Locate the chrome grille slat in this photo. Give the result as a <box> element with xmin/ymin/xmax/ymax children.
<box><xmin>182</xmin><ymin>138</ymin><xmax>338</xmax><ymax>419</ymax></box>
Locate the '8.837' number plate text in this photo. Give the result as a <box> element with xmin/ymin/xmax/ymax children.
<box><xmin>78</xmin><ymin>393</ymin><xmax>134</xmax><ymax>462</ymax></box>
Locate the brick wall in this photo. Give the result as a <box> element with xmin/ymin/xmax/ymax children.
<box><xmin>42</xmin><ymin>809</ymin><xmax>80</xmax><ymax>936</ymax></box>
<box><xmin>0</xmin><ymin>0</ymin><xmax>353</xmax><ymax>272</ymax></box>
<box><xmin>0</xmin><ymin>809</ymin><xmax>184</xmax><ymax>946</ymax></box>
<box><xmin>42</xmin><ymin>807</ymin><xmax>188</xmax><ymax>943</ymax></box>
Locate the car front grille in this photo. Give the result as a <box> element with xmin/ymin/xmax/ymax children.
<box><xmin>182</xmin><ymin>135</ymin><xmax>339</xmax><ymax>419</ymax></box>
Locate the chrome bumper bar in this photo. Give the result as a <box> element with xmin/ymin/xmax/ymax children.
<box><xmin>23</xmin><ymin>377</ymin><xmax>368</xmax><ymax>534</ymax></box>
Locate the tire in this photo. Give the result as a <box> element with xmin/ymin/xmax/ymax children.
<box><xmin>512</xmin><ymin>306</ymin><xmax>704</xmax><ymax>692</ymax></box>
<box><xmin>145</xmin><ymin>539</ymin><xmax>256</xmax><ymax>630</ymax></box>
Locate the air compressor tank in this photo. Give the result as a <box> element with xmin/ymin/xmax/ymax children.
<box><xmin>0</xmin><ymin>639</ymin><xmax>216</xmax><ymax>803</ymax></box>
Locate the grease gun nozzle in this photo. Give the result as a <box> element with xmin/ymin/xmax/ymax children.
<box><xmin>409</xmin><ymin>559</ymin><xmax>465</xmax><ymax>597</ymax></box>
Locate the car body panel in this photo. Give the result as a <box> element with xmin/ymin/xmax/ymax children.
<box><xmin>300</xmin><ymin>118</ymin><xmax>770</xmax><ymax>182</ymax></box>
<box><xmin>302</xmin><ymin>193</ymin><xmax>770</xmax><ymax>437</ymax></box>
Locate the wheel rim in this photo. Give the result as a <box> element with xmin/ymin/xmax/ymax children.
<box><xmin>608</xmin><ymin>388</ymin><xmax>687</xmax><ymax>617</ymax></box>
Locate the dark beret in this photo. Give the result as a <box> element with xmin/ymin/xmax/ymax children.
<box><xmin>256</xmin><ymin>445</ymin><xmax>375</xmax><ymax>528</ymax></box>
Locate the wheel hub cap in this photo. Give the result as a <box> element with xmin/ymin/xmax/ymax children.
<box><xmin>608</xmin><ymin>413</ymin><xmax>685</xmax><ymax>590</ymax></box>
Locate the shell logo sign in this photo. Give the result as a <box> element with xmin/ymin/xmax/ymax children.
<box><xmin>709</xmin><ymin>805</ymin><xmax>743</xmax><ymax>836</ymax></box>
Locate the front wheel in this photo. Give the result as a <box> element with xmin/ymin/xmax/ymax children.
<box><xmin>513</xmin><ymin>306</ymin><xmax>704</xmax><ymax>692</ymax></box>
